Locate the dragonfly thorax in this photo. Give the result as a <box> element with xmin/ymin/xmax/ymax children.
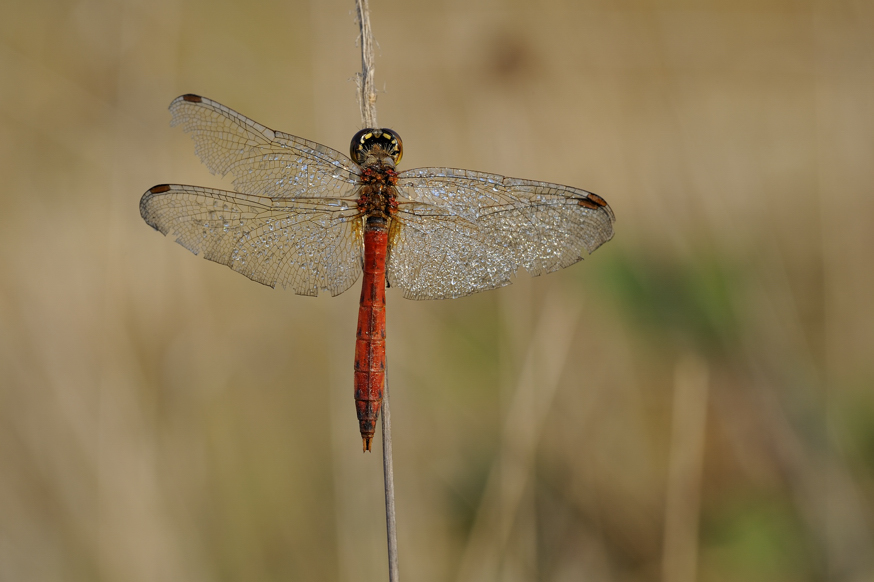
<box><xmin>357</xmin><ymin>166</ymin><xmax>399</xmax><ymax>220</ymax></box>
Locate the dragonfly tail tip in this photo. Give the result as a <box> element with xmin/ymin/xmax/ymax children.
<box><xmin>363</xmin><ymin>436</ymin><xmax>373</xmax><ymax>452</ymax></box>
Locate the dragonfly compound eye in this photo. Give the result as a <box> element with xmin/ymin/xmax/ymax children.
<box><xmin>350</xmin><ymin>128</ymin><xmax>403</xmax><ymax>166</ymax></box>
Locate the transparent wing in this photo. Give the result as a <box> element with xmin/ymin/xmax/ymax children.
<box><xmin>140</xmin><ymin>184</ymin><xmax>364</xmax><ymax>296</ymax></box>
<box><xmin>169</xmin><ymin>94</ymin><xmax>361</xmax><ymax>198</ymax></box>
<box><xmin>388</xmin><ymin>168</ymin><xmax>615</xmax><ymax>300</ymax></box>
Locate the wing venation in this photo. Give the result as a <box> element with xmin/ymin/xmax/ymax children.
<box><xmin>140</xmin><ymin>184</ymin><xmax>364</xmax><ymax>296</ymax></box>
<box><xmin>168</xmin><ymin>95</ymin><xmax>361</xmax><ymax>199</ymax></box>
<box><xmin>388</xmin><ymin>168</ymin><xmax>615</xmax><ymax>300</ymax></box>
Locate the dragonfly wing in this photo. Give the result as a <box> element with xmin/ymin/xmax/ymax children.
<box><xmin>169</xmin><ymin>95</ymin><xmax>361</xmax><ymax>198</ymax></box>
<box><xmin>388</xmin><ymin>168</ymin><xmax>615</xmax><ymax>300</ymax></box>
<box><xmin>141</xmin><ymin>184</ymin><xmax>364</xmax><ymax>297</ymax></box>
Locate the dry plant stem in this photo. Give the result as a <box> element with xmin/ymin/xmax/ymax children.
<box><xmin>354</xmin><ymin>1</ymin><xmax>398</xmax><ymax>580</ymax></box>
<box><xmin>381</xmin><ymin>371</ymin><xmax>399</xmax><ymax>582</ymax></box>
<box><xmin>355</xmin><ymin>0</ymin><xmax>378</xmax><ymax>128</ymax></box>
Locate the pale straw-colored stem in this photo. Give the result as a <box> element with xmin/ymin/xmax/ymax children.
<box><xmin>381</xmin><ymin>370</ymin><xmax>399</xmax><ymax>582</ymax></box>
<box><xmin>354</xmin><ymin>1</ymin><xmax>397</xmax><ymax>580</ymax></box>
<box><xmin>355</xmin><ymin>0</ymin><xmax>378</xmax><ymax>128</ymax></box>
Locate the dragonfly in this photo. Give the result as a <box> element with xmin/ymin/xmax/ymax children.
<box><xmin>140</xmin><ymin>94</ymin><xmax>615</xmax><ymax>451</ymax></box>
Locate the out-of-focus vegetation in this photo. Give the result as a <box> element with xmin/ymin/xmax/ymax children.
<box><xmin>0</xmin><ymin>1</ymin><xmax>872</xmax><ymax>581</ymax></box>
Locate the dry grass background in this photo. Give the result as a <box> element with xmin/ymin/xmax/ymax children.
<box><xmin>1</xmin><ymin>0</ymin><xmax>873</xmax><ymax>581</ymax></box>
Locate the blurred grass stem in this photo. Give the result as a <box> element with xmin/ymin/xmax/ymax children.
<box><xmin>661</xmin><ymin>354</ymin><xmax>708</xmax><ymax>582</ymax></box>
<box><xmin>457</xmin><ymin>292</ymin><xmax>581</xmax><ymax>582</ymax></box>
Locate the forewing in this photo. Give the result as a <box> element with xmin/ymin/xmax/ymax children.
<box><xmin>388</xmin><ymin>168</ymin><xmax>615</xmax><ymax>300</ymax></box>
<box><xmin>169</xmin><ymin>95</ymin><xmax>361</xmax><ymax>198</ymax></box>
<box><xmin>140</xmin><ymin>184</ymin><xmax>364</xmax><ymax>296</ymax></box>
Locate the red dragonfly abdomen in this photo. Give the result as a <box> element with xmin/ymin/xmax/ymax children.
<box><xmin>354</xmin><ymin>216</ymin><xmax>388</xmax><ymax>451</ymax></box>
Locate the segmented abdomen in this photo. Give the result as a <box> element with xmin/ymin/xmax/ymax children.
<box><xmin>353</xmin><ymin>218</ymin><xmax>388</xmax><ymax>451</ymax></box>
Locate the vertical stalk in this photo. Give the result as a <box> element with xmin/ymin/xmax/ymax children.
<box><xmin>355</xmin><ymin>0</ymin><xmax>378</xmax><ymax>128</ymax></box>
<box><xmin>381</xmin><ymin>372</ymin><xmax>399</xmax><ymax>582</ymax></box>
<box><xmin>354</xmin><ymin>1</ymin><xmax>398</xmax><ymax>580</ymax></box>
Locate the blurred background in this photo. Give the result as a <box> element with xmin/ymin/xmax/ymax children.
<box><xmin>1</xmin><ymin>0</ymin><xmax>872</xmax><ymax>581</ymax></box>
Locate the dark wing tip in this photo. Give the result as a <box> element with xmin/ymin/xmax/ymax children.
<box><xmin>140</xmin><ymin>184</ymin><xmax>174</xmax><ymax>231</ymax></box>
<box><xmin>580</xmin><ymin>192</ymin><xmax>616</xmax><ymax>223</ymax></box>
<box><xmin>169</xmin><ymin>94</ymin><xmax>204</xmax><ymax>109</ymax></box>
<box><xmin>587</xmin><ymin>193</ymin><xmax>608</xmax><ymax>207</ymax></box>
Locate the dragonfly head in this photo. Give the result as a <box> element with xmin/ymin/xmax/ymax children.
<box><xmin>350</xmin><ymin>128</ymin><xmax>403</xmax><ymax>168</ymax></box>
